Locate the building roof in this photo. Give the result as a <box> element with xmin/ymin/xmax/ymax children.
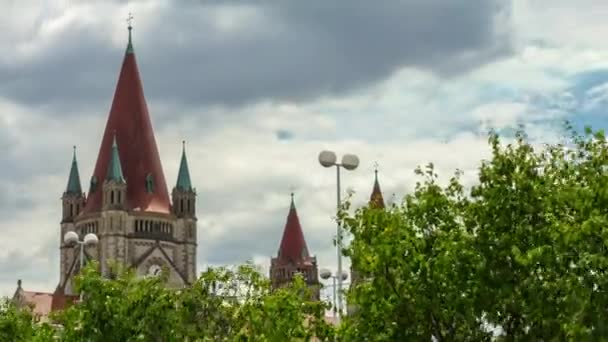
<box><xmin>83</xmin><ymin>26</ymin><xmax>171</xmax><ymax>214</ymax></box>
<box><xmin>12</xmin><ymin>281</ymin><xmax>77</xmax><ymax>321</ymax></box>
<box><xmin>65</xmin><ymin>146</ymin><xmax>83</xmax><ymax>195</ymax></box>
<box><xmin>175</xmin><ymin>141</ymin><xmax>193</xmax><ymax>192</ymax></box>
<box><xmin>369</xmin><ymin>169</ymin><xmax>385</xmax><ymax>209</ymax></box>
<box><xmin>276</xmin><ymin>194</ymin><xmax>312</xmax><ymax>264</ymax></box>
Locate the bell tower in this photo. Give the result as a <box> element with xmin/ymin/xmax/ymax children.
<box><xmin>172</xmin><ymin>141</ymin><xmax>197</xmax><ymax>283</ymax></box>
<box><xmin>58</xmin><ymin>22</ymin><xmax>198</xmax><ymax>294</ymax></box>
<box><xmin>59</xmin><ymin>147</ymin><xmax>85</xmax><ymax>291</ymax></box>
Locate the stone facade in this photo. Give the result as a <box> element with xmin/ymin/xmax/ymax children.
<box><xmin>59</xmin><ymin>172</ymin><xmax>198</xmax><ymax>295</ymax></box>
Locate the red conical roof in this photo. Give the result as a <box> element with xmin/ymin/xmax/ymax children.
<box><xmin>369</xmin><ymin>169</ymin><xmax>385</xmax><ymax>209</ymax></box>
<box><xmin>277</xmin><ymin>194</ymin><xmax>311</xmax><ymax>263</ymax></box>
<box><xmin>83</xmin><ymin>28</ymin><xmax>170</xmax><ymax>214</ymax></box>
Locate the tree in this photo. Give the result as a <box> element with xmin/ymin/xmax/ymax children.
<box><xmin>52</xmin><ymin>262</ymin><xmax>333</xmax><ymax>341</ymax></box>
<box><xmin>0</xmin><ymin>298</ymin><xmax>55</xmax><ymax>341</ymax></box>
<box><xmin>341</xmin><ymin>125</ymin><xmax>608</xmax><ymax>341</ymax></box>
<box><xmin>340</xmin><ymin>165</ymin><xmax>490</xmax><ymax>341</ymax></box>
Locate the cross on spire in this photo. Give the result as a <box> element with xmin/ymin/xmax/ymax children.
<box><xmin>126</xmin><ymin>12</ymin><xmax>134</xmax><ymax>29</ymax></box>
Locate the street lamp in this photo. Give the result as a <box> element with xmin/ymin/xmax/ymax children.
<box><xmin>318</xmin><ymin>150</ymin><xmax>359</xmax><ymax>320</ymax></box>
<box><xmin>63</xmin><ymin>231</ymin><xmax>99</xmax><ymax>301</ymax></box>
<box><xmin>320</xmin><ymin>269</ymin><xmax>348</xmax><ymax>321</ymax></box>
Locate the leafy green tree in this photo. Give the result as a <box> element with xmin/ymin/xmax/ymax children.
<box><xmin>0</xmin><ymin>298</ymin><xmax>55</xmax><ymax>341</ymax></box>
<box><xmin>340</xmin><ymin>165</ymin><xmax>490</xmax><ymax>341</ymax></box>
<box><xmin>51</xmin><ymin>262</ymin><xmax>333</xmax><ymax>341</ymax></box>
<box><xmin>341</xmin><ymin>125</ymin><xmax>608</xmax><ymax>341</ymax></box>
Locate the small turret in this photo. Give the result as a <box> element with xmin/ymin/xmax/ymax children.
<box><xmin>172</xmin><ymin>141</ymin><xmax>196</xmax><ymax>218</ymax></box>
<box><xmin>270</xmin><ymin>193</ymin><xmax>319</xmax><ymax>299</ymax></box>
<box><xmin>369</xmin><ymin>166</ymin><xmax>385</xmax><ymax>209</ymax></box>
<box><xmin>102</xmin><ymin>134</ymin><xmax>127</xmax><ymax>210</ymax></box>
<box><xmin>62</xmin><ymin>147</ymin><xmax>85</xmax><ymax>222</ymax></box>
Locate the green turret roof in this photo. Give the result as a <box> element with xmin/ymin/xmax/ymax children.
<box><xmin>176</xmin><ymin>141</ymin><xmax>193</xmax><ymax>191</ymax></box>
<box><xmin>126</xmin><ymin>24</ymin><xmax>134</xmax><ymax>54</ymax></box>
<box><xmin>65</xmin><ymin>146</ymin><xmax>83</xmax><ymax>195</ymax></box>
<box><xmin>106</xmin><ymin>134</ymin><xmax>125</xmax><ymax>183</ymax></box>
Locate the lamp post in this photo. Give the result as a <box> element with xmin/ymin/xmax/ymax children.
<box><xmin>320</xmin><ymin>269</ymin><xmax>348</xmax><ymax>321</ymax></box>
<box><xmin>63</xmin><ymin>231</ymin><xmax>99</xmax><ymax>301</ymax></box>
<box><xmin>318</xmin><ymin>150</ymin><xmax>359</xmax><ymax>320</ymax></box>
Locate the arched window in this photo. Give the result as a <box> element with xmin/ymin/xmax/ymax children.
<box><xmin>118</xmin><ymin>191</ymin><xmax>121</xmax><ymax>204</ymax></box>
<box><xmin>180</xmin><ymin>199</ymin><xmax>184</xmax><ymax>213</ymax></box>
<box><xmin>111</xmin><ymin>191</ymin><xmax>115</xmax><ymax>204</ymax></box>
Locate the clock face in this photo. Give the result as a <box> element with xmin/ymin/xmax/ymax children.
<box><xmin>148</xmin><ymin>264</ymin><xmax>162</xmax><ymax>276</ymax></box>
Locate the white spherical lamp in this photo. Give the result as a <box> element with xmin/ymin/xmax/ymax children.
<box><xmin>318</xmin><ymin>151</ymin><xmax>337</xmax><ymax>168</ymax></box>
<box><xmin>63</xmin><ymin>231</ymin><xmax>79</xmax><ymax>245</ymax></box>
<box><xmin>83</xmin><ymin>233</ymin><xmax>99</xmax><ymax>246</ymax></box>
<box><xmin>341</xmin><ymin>154</ymin><xmax>359</xmax><ymax>171</ymax></box>
<box><xmin>319</xmin><ymin>268</ymin><xmax>332</xmax><ymax>280</ymax></box>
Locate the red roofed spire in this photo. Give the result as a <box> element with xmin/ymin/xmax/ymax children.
<box><xmin>277</xmin><ymin>193</ymin><xmax>311</xmax><ymax>263</ymax></box>
<box><xmin>369</xmin><ymin>166</ymin><xmax>385</xmax><ymax>209</ymax></box>
<box><xmin>83</xmin><ymin>25</ymin><xmax>170</xmax><ymax>214</ymax></box>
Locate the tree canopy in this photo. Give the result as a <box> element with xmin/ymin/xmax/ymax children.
<box><xmin>2</xmin><ymin>263</ymin><xmax>333</xmax><ymax>341</ymax></box>
<box><xmin>341</xmin><ymin>126</ymin><xmax>608</xmax><ymax>341</ymax></box>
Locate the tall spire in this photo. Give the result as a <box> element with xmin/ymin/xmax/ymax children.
<box><xmin>176</xmin><ymin>141</ymin><xmax>193</xmax><ymax>191</ymax></box>
<box><xmin>83</xmin><ymin>22</ymin><xmax>170</xmax><ymax>214</ymax></box>
<box><xmin>277</xmin><ymin>193</ymin><xmax>310</xmax><ymax>263</ymax></box>
<box><xmin>106</xmin><ymin>133</ymin><xmax>125</xmax><ymax>182</ymax></box>
<box><xmin>369</xmin><ymin>163</ymin><xmax>385</xmax><ymax>209</ymax></box>
<box><xmin>65</xmin><ymin>146</ymin><xmax>82</xmax><ymax>195</ymax></box>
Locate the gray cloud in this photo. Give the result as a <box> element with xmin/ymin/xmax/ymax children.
<box><xmin>0</xmin><ymin>0</ymin><xmax>513</xmax><ymax>113</ymax></box>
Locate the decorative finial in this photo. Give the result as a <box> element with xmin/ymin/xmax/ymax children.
<box><xmin>126</xmin><ymin>12</ymin><xmax>134</xmax><ymax>30</ymax></box>
<box><xmin>182</xmin><ymin>140</ymin><xmax>186</xmax><ymax>151</ymax></box>
<box><xmin>289</xmin><ymin>185</ymin><xmax>296</xmax><ymax>206</ymax></box>
<box><xmin>126</xmin><ymin>12</ymin><xmax>134</xmax><ymax>54</ymax></box>
<box><xmin>373</xmin><ymin>161</ymin><xmax>379</xmax><ymax>179</ymax></box>
<box><xmin>17</xmin><ymin>279</ymin><xmax>22</xmax><ymax>288</ymax></box>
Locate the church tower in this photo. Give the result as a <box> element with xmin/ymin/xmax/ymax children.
<box><xmin>369</xmin><ymin>167</ymin><xmax>386</xmax><ymax>209</ymax></box>
<box><xmin>59</xmin><ymin>147</ymin><xmax>85</xmax><ymax>291</ymax></box>
<box><xmin>270</xmin><ymin>194</ymin><xmax>320</xmax><ymax>300</ymax></box>
<box><xmin>171</xmin><ymin>142</ymin><xmax>197</xmax><ymax>284</ymax></box>
<box><xmin>58</xmin><ymin>24</ymin><xmax>197</xmax><ymax>295</ymax></box>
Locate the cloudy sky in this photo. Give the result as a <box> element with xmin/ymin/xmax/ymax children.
<box><xmin>1</xmin><ymin>0</ymin><xmax>608</xmax><ymax>298</ymax></box>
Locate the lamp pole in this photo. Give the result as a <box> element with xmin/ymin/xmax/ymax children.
<box><xmin>320</xmin><ymin>269</ymin><xmax>348</xmax><ymax>321</ymax></box>
<box><xmin>63</xmin><ymin>231</ymin><xmax>99</xmax><ymax>301</ymax></box>
<box><xmin>318</xmin><ymin>151</ymin><xmax>359</xmax><ymax>320</ymax></box>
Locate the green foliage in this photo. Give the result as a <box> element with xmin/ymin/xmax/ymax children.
<box><xmin>1</xmin><ymin>263</ymin><xmax>333</xmax><ymax>341</ymax></box>
<box><xmin>341</xmin><ymin>125</ymin><xmax>608</xmax><ymax>341</ymax></box>
<box><xmin>0</xmin><ymin>298</ymin><xmax>55</xmax><ymax>341</ymax></box>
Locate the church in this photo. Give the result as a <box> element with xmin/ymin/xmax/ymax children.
<box><xmin>12</xmin><ymin>24</ymin><xmax>386</xmax><ymax>321</ymax></box>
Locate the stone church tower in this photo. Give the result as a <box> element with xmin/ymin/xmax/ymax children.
<box><xmin>270</xmin><ymin>194</ymin><xmax>320</xmax><ymax>300</ymax></box>
<box><xmin>58</xmin><ymin>25</ymin><xmax>197</xmax><ymax>295</ymax></box>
